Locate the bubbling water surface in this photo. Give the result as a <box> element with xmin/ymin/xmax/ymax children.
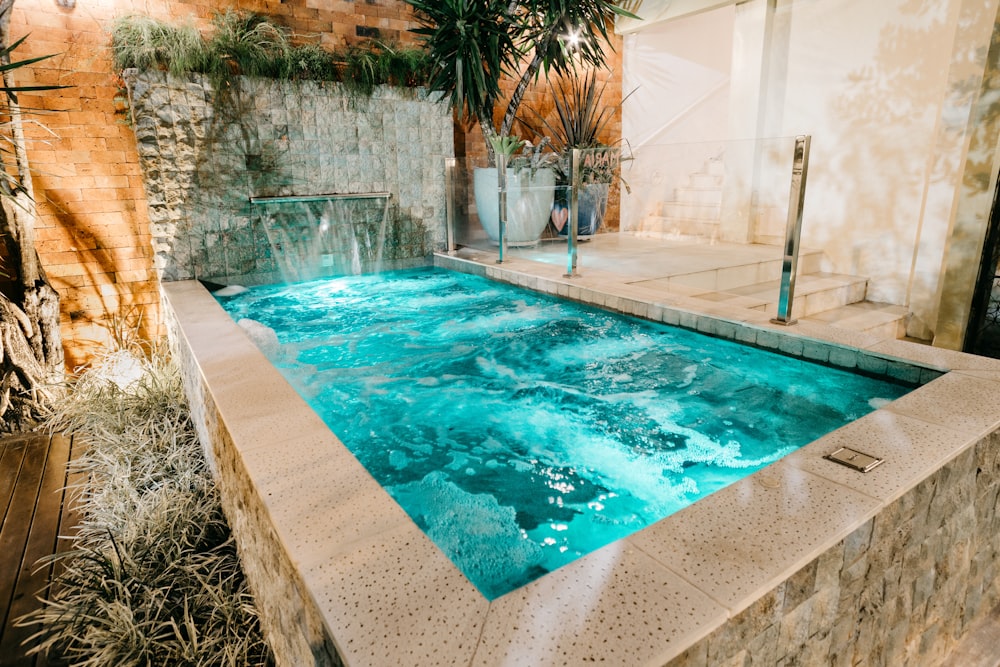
<box><xmin>217</xmin><ymin>268</ymin><xmax>912</xmax><ymax>599</ymax></box>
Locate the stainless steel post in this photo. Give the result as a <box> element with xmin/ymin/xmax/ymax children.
<box><xmin>565</xmin><ymin>148</ymin><xmax>582</xmax><ymax>277</ymax></box>
<box><xmin>771</xmin><ymin>135</ymin><xmax>811</xmax><ymax>325</ymax></box>
<box><xmin>444</xmin><ymin>157</ymin><xmax>457</xmax><ymax>255</ymax></box>
<box><xmin>497</xmin><ymin>155</ymin><xmax>508</xmax><ymax>264</ymax></box>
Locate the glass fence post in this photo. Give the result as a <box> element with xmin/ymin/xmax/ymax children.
<box><xmin>565</xmin><ymin>148</ymin><xmax>582</xmax><ymax>277</ymax></box>
<box><xmin>771</xmin><ymin>135</ymin><xmax>811</xmax><ymax>325</ymax></box>
<box><xmin>444</xmin><ymin>157</ymin><xmax>457</xmax><ymax>255</ymax></box>
<box><xmin>497</xmin><ymin>154</ymin><xmax>508</xmax><ymax>264</ymax></box>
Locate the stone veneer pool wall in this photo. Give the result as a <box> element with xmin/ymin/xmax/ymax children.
<box><xmin>125</xmin><ymin>70</ymin><xmax>452</xmax><ymax>284</ymax></box>
<box><xmin>163</xmin><ymin>253</ymin><xmax>1000</xmax><ymax>666</ymax></box>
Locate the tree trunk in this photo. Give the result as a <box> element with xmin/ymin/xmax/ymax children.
<box><xmin>499</xmin><ymin>50</ymin><xmax>544</xmax><ymax>139</ymax></box>
<box><xmin>0</xmin><ymin>291</ymin><xmax>52</xmax><ymax>432</ymax></box>
<box><xmin>0</xmin><ymin>0</ymin><xmax>64</xmax><ymax>432</ymax></box>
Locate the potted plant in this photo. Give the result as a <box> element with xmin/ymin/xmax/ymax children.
<box><xmin>406</xmin><ymin>0</ymin><xmax>634</xmax><ymax>245</ymax></box>
<box><xmin>523</xmin><ymin>68</ymin><xmax>632</xmax><ymax>239</ymax></box>
<box><xmin>473</xmin><ymin>135</ymin><xmax>559</xmax><ymax>245</ymax></box>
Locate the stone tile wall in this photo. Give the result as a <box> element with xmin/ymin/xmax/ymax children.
<box><xmin>126</xmin><ymin>70</ymin><xmax>452</xmax><ymax>284</ymax></box>
<box><xmin>667</xmin><ymin>432</ymin><xmax>1000</xmax><ymax>666</ymax></box>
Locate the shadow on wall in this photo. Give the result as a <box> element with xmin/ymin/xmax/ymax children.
<box><xmin>818</xmin><ymin>0</ymin><xmax>998</xmax><ymax>341</ymax></box>
<box><xmin>34</xmin><ymin>177</ymin><xmax>159</xmax><ymax>368</ymax></box>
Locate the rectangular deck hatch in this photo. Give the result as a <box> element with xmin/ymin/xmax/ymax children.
<box><xmin>825</xmin><ymin>447</ymin><xmax>884</xmax><ymax>473</ymax></box>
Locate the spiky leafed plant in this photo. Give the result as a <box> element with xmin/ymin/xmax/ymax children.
<box><xmin>406</xmin><ymin>0</ymin><xmax>636</xmax><ymax>161</ymax></box>
<box><xmin>207</xmin><ymin>9</ymin><xmax>291</xmax><ymax>81</ymax></box>
<box><xmin>110</xmin><ymin>15</ymin><xmax>209</xmax><ymax>76</ymax></box>
<box><xmin>529</xmin><ymin>68</ymin><xmax>614</xmax><ymax>152</ymax></box>
<box><xmin>19</xmin><ymin>350</ymin><xmax>273</xmax><ymax>666</ymax></box>
<box><xmin>520</xmin><ymin>68</ymin><xmax>635</xmax><ymax>184</ymax></box>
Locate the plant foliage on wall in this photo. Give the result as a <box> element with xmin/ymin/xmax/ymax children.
<box><xmin>20</xmin><ymin>349</ymin><xmax>273</xmax><ymax>665</ymax></box>
<box><xmin>111</xmin><ymin>10</ymin><xmax>431</xmax><ymax>95</ymax></box>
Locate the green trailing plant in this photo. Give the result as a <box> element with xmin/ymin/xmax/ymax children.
<box><xmin>373</xmin><ymin>41</ymin><xmax>433</xmax><ymax>88</ymax></box>
<box><xmin>284</xmin><ymin>42</ymin><xmax>338</xmax><ymax>81</ymax></box>
<box><xmin>206</xmin><ymin>9</ymin><xmax>291</xmax><ymax>82</ymax></box>
<box><xmin>19</xmin><ymin>349</ymin><xmax>273</xmax><ymax>666</ymax></box>
<box><xmin>333</xmin><ymin>40</ymin><xmax>432</xmax><ymax>97</ymax></box>
<box><xmin>110</xmin><ymin>11</ymin><xmax>431</xmax><ymax>95</ymax></box>
<box><xmin>342</xmin><ymin>41</ymin><xmax>380</xmax><ymax>97</ymax></box>
<box><xmin>0</xmin><ymin>28</ymin><xmax>67</xmax><ymax>433</ymax></box>
<box><xmin>110</xmin><ymin>15</ymin><xmax>208</xmax><ymax>77</ymax></box>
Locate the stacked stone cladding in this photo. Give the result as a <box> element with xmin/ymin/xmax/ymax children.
<box><xmin>667</xmin><ymin>430</ymin><xmax>1000</xmax><ymax>666</ymax></box>
<box><xmin>126</xmin><ymin>70</ymin><xmax>453</xmax><ymax>283</ymax></box>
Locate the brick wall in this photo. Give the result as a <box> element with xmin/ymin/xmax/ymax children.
<box><xmin>12</xmin><ymin>0</ymin><xmax>623</xmax><ymax>366</ymax></box>
<box><xmin>12</xmin><ymin>0</ymin><xmax>422</xmax><ymax>367</ymax></box>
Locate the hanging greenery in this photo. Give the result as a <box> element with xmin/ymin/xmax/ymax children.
<box><xmin>110</xmin><ymin>10</ymin><xmax>431</xmax><ymax>94</ymax></box>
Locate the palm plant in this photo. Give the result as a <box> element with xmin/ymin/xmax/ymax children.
<box><xmin>522</xmin><ymin>68</ymin><xmax>634</xmax><ymax>184</ymax></box>
<box><xmin>0</xmin><ymin>19</ymin><xmax>67</xmax><ymax>432</ymax></box>
<box><xmin>407</xmin><ymin>0</ymin><xmax>635</xmax><ymax>161</ymax></box>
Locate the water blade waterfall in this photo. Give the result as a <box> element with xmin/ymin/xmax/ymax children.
<box><xmin>250</xmin><ymin>193</ymin><xmax>392</xmax><ymax>283</ymax></box>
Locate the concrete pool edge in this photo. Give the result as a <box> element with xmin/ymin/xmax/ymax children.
<box><xmin>163</xmin><ymin>264</ymin><xmax>1000</xmax><ymax>665</ymax></box>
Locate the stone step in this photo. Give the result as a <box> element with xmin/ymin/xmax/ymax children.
<box><xmin>655</xmin><ymin>250</ymin><xmax>826</xmax><ymax>293</ymax></box>
<box><xmin>638</xmin><ymin>216</ymin><xmax>721</xmax><ymax>240</ymax></box>
<box><xmin>695</xmin><ymin>272</ymin><xmax>869</xmax><ymax>319</ymax></box>
<box><xmin>801</xmin><ymin>301</ymin><xmax>907</xmax><ymax>339</ymax></box>
<box><xmin>657</xmin><ymin>202</ymin><xmax>722</xmax><ymax>220</ymax></box>
<box><xmin>688</xmin><ymin>172</ymin><xmax>724</xmax><ymax>188</ymax></box>
<box><xmin>704</xmin><ymin>158</ymin><xmax>726</xmax><ymax>177</ymax></box>
<box><xmin>674</xmin><ymin>186</ymin><xmax>723</xmax><ymax>206</ymax></box>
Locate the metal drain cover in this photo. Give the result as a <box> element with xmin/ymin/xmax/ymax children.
<box><xmin>825</xmin><ymin>447</ymin><xmax>884</xmax><ymax>473</ymax></box>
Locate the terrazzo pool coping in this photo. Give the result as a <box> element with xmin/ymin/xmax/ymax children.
<box><xmin>162</xmin><ymin>251</ymin><xmax>1000</xmax><ymax>666</ymax></box>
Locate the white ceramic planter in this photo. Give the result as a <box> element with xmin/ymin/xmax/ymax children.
<box><xmin>474</xmin><ymin>167</ymin><xmax>556</xmax><ymax>246</ymax></box>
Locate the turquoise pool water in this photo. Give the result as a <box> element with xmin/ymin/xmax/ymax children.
<box><xmin>217</xmin><ymin>268</ymin><xmax>914</xmax><ymax>599</ymax></box>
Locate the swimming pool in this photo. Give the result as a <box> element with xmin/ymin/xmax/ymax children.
<box><xmin>216</xmin><ymin>268</ymin><xmax>914</xmax><ymax>599</ymax></box>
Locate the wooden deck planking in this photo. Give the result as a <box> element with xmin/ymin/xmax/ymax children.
<box><xmin>0</xmin><ymin>440</ymin><xmax>29</xmax><ymax>531</ymax></box>
<box><xmin>0</xmin><ymin>434</ymin><xmax>77</xmax><ymax>667</ymax></box>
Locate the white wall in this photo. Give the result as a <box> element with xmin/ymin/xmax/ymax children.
<box><xmin>770</xmin><ymin>0</ymin><xmax>959</xmax><ymax>307</ymax></box>
<box><xmin>621</xmin><ymin>6</ymin><xmax>735</xmax><ymax>231</ymax></box>
<box><xmin>622</xmin><ymin>0</ymin><xmax>1000</xmax><ymax>344</ymax></box>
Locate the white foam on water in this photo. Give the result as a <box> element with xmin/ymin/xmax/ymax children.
<box><xmin>213</xmin><ymin>284</ymin><xmax>248</xmax><ymax>297</ymax></box>
<box><xmin>475</xmin><ymin>356</ymin><xmax>534</xmax><ymax>383</ymax></box>
<box><xmin>545</xmin><ymin>332</ymin><xmax>657</xmax><ymax>366</ymax></box>
<box><xmin>869</xmin><ymin>396</ymin><xmax>894</xmax><ymax>409</ymax></box>
<box><xmin>238</xmin><ymin>318</ymin><xmax>282</xmax><ymax>357</ymax></box>
<box><xmin>677</xmin><ymin>364</ymin><xmax>699</xmax><ymax>388</ymax></box>
<box><xmin>389</xmin><ymin>450</ymin><xmax>410</xmax><ymax>470</ymax></box>
<box><xmin>447</xmin><ymin>302</ymin><xmax>555</xmax><ymax>334</ymax></box>
<box><xmin>391</xmin><ymin>472</ymin><xmax>543</xmax><ymax>596</ymax></box>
